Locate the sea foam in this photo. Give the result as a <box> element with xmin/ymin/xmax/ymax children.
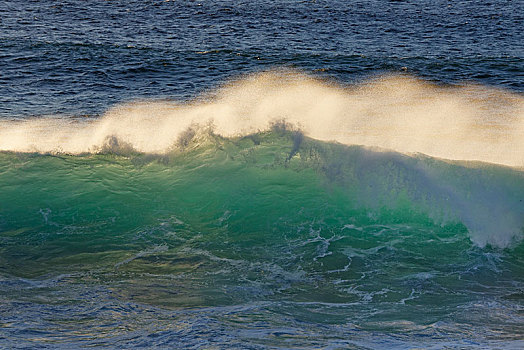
<box><xmin>0</xmin><ymin>71</ymin><xmax>523</xmax><ymax>167</ymax></box>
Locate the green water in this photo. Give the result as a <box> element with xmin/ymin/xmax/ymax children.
<box><xmin>0</xmin><ymin>129</ymin><xmax>523</xmax><ymax>348</ymax></box>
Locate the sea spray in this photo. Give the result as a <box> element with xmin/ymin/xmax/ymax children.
<box><xmin>0</xmin><ymin>71</ymin><xmax>523</xmax><ymax>167</ymax></box>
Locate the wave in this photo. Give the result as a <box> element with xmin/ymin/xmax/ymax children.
<box><xmin>0</xmin><ymin>70</ymin><xmax>523</xmax><ymax>167</ymax></box>
<box><xmin>0</xmin><ymin>128</ymin><xmax>522</xmax><ymax>250</ymax></box>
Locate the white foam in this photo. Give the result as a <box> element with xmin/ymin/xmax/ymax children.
<box><xmin>1</xmin><ymin>71</ymin><xmax>523</xmax><ymax>167</ymax></box>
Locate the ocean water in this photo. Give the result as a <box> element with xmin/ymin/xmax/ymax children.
<box><xmin>1</xmin><ymin>1</ymin><xmax>523</xmax><ymax>349</ymax></box>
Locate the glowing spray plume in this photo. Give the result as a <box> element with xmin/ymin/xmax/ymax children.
<box><xmin>0</xmin><ymin>71</ymin><xmax>523</xmax><ymax>167</ymax></box>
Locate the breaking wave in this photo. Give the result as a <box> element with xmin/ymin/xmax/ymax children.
<box><xmin>0</xmin><ymin>71</ymin><xmax>523</xmax><ymax>167</ymax></box>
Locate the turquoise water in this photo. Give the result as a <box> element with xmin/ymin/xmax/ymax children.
<box><xmin>1</xmin><ymin>129</ymin><xmax>523</xmax><ymax>348</ymax></box>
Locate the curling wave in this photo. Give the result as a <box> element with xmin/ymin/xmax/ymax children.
<box><xmin>0</xmin><ymin>127</ymin><xmax>522</xmax><ymax>250</ymax></box>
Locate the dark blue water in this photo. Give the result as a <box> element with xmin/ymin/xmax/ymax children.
<box><xmin>1</xmin><ymin>1</ymin><xmax>523</xmax><ymax>349</ymax></box>
<box><xmin>1</xmin><ymin>0</ymin><xmax>522</xmax><ymax>118</ymax></box>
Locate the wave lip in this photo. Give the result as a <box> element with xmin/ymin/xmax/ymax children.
<box><xmin>0</xmin><ymin>71</ymin><xmax>523</xmax><ymax>168</ymax></box>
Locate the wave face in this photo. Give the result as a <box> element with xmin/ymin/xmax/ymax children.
<box><xmin>0</xmin><ymin>72</ymin><xmax>523</xmax><ymax>167</ymax></box>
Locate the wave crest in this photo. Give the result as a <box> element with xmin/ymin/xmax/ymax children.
<box><xmin>0</xmin><ymin>71</ymin><xmax>523</xmax><ymax>167</ymax></box>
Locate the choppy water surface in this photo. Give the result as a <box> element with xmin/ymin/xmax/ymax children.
<box><xmin>1</xmin><ymin>1</ymin><xmax>523</xmax><ymax>348</ymax></box>
<box><xmin>1</xmin><ymin>0</ymin><xmax>522</xmax><ymax>117</ymax></box>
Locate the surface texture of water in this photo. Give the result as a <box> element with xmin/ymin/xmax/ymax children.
<box><xmin>1</xmin><ymin>0</ymin><xmax>522</xmax><ymax>118</ymax></box>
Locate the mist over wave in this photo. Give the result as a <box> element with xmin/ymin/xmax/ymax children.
<box><xmin>1</xmin><ymin>71</ymin><xmax>523</xmax><ymax>167</ymax></box>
